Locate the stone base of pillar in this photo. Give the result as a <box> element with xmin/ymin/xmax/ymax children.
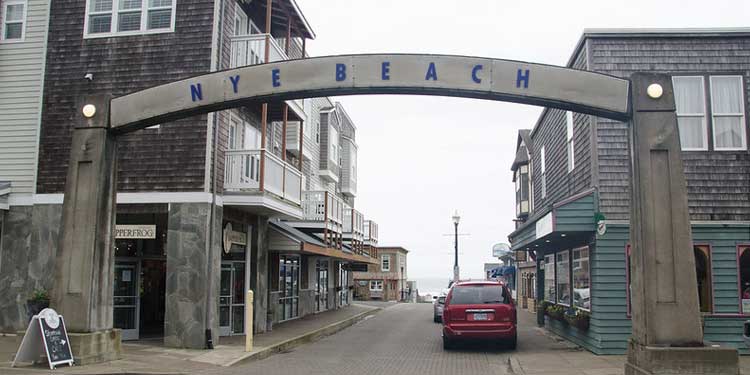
<box><xmin>67</xmin><ymin>329</ymin><xmax>122</xmax><ymax>365</ymax></box>
<box><xmin>625</xmin><ymin>339</ymin><xmax>738</xmax><ymax>375</ymax></box>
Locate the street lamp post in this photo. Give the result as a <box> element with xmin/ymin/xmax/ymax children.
<box><xmin>452</xmin><ymin>211</ymin><xmax>460</xmax><ymax>282</ymax></box>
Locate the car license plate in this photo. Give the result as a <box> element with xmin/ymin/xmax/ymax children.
<box><xmin>473</xmin><ymin>313</ymin><xmax>488</xmax><ymax>321</ymax></box>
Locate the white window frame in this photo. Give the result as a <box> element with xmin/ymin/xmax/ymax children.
<box><xmin>709</xmin><ymin>75</ymin><xmax>747</xmax><ymax>151</ymax></box>
<box><xmin>540</xmin><ymin>146</ymin><xmax>546</xmax><ymax>199</ymax></box>
<box><xmin>83</xmin><ymin>0</ymin><xmax>177</xmax><ymax>39</ymax></box>
<box><xmin>1</xmin><ymin>0</ymin><xmax>27</xmax><ymax>43</ymax></box>
<box><xmin>566</xmin><ymin>111</ymin><xmax>575</xmax><ymax>172</ymax></box>
<box><xmin>369</xmin><ymin>280</ymin><xmax>383</xmax><ymax>291</ymax></box>
<box><xmin>329</xmin><ymin>125</ymin><xmax>339</xmax><ymax>165</ymax></box>
<box><xmin>381</xmin><ymin>255</ymin><xmax>390</xmax><ymax>272</ymax></box>
<box><xmin>672</xmin><ymin>76</ymin><xmax>709</xmax><ymax>151</ymax></box>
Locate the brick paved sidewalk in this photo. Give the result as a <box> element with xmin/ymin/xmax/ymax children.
<box><xmin>1</xmin><ymin>303</ymin><xmax>379</xmax><ymax>374</ymax></box>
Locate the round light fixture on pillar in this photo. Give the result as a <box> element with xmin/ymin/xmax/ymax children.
<box><xmin>82</xmin><ymin>104</ymin><xmax>97</xmax><ymax>118</ymax></box>
<box><xmin>646</xmin><ymin>83</ymin><xmax>663</xmax><ymax>99</ymax></box>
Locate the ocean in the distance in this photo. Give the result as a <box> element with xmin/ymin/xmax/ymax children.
<box><xmin>412</xmin><ymin>277</ymin><xmax>454</xmax><ymax>297</ymax></box>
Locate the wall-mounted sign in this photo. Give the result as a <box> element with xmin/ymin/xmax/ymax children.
<box><xmin>223</xmin><ymin>223</ymin><xmax>247</xmax><ymax>253</ymax></box>
<box><xmin>115</xmin><ymin>224</ymin><xmax>156</xmax><ymax>239</ymax></box>
<box><xmin>535</xmin><ymin>212</ymin><xmax>553</xmax><ymax>239</ymax></box>
<box><xmin>595</xmin><ymin>212</ymin><xmax>607</xmax><ymax>236</ymax></box>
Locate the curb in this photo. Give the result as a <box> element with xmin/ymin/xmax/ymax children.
<box><xmin>507</xmin><ymin>356</ymin><xmax>525</xmax><ymax>375</ymax></box>
<box><xmin>224</xmin><ymin>307</ymin><xmax>381</xmax><ymax>367</ymax></box>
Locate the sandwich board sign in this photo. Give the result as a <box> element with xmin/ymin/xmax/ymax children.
<box><xmin>12</xmin><ymin>308</ymin><xmax>74</xmax><ymax>369</ymax></box>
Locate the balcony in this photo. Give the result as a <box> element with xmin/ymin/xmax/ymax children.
<box><xmin>343</xmin><ymin>206</ymin><xmax>364</xmax><ymax>253</ymax></box>
<box><xmin>286</xmin><ymin>191</ymin><xmax>344</xmax><ymax>247</ymax></box>
<box><xmin>224</xmin><ymin>149</ymin><xmax>302</xmax><ymax>207</ymax></box>
<box><xmin>363</xmin><ymin>220</ymin><xmax>379</xmax><ymax>247</ymax></box>
<box><xmin>229</xmin><ymin>33</ymin><xmax>305</xmax><ymax>120</ymax></box>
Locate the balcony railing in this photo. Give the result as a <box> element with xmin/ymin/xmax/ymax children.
<box><xmin>224</xmin><ymin>149</ymin><xmax>302</xmax><ymax>205</ymax></box>
<box><xmin>343</xmin><ymin>206</ymin><xmax>364</xmax><ymax>238</ymax></box>
<box><xmin>363</xmin><ymin>220</ymin><xmax>379</xmax><ymax>245</ymax></box>
<box><xmin>230</xmin><ymin>33</ymin><xmax>287</xmax><ymax>67</ymax></box>
<box><xmin>301</xmin><ymin>191</ymin><xmax>344</xmax><ymax>227</ymax></box>
<box><xmin>229</xmin><ymin>33</ymin><xmax>304</xmax><ymax>113</ymax></box>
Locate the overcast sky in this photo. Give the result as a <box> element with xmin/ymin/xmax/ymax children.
<box><xmin>296</xmin><ymin>0</ymin><xmax>749</xmax><ymax>280</ymax></box>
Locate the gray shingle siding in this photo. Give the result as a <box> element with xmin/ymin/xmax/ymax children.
<box><xmin>589</xmin><ymin>36</ymin><xmax>750</xmax><ymax>221</ymax></box>
<box><xmin>38</xmin><ymin>0</ymin><xmax>215</xmax><ymax>193</ymax></box>
<box><xmin>529</xmin><ymin>46</ymin><xmax>593</xmax><ymax>212</ymax></box>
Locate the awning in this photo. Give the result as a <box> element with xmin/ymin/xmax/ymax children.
<box><xmin>491</xmin><ymin>266</ymin><xmax>515</xmax><ymax>278</ymax></box>
<box><xmin>0</xmin><ymin>182</ymin><xmax>9</xmax><ymax>210</ymax></box>
<box><xmin>269</xmin><ymin>220</ymin><xmax>377</xmax><ymax>264</ymax></box>
<box><xmin>508</xmin><ymin>189</ymin><xmax>596</xmax><ymax>253</ymax></box>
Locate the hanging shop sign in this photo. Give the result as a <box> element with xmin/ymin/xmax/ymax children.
<box><xmin>115</xmin><ymin>224</ymin><xmax>156</xmax><ymax>239</ymax></box>
<box><xmin>223</xmin><ymin>223</ymin><xmax>247</xmax><ymax>253</ymax></box>
<box><xmin>12</xmin><ymin>308</ymin><xmax>74</xmax><ymax>369</ymax></box>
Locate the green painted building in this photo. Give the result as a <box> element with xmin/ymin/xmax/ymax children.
<box><xmin>508</xmin><ymin>28</ymin><xmax>750</xmax><ymax>355</ymax></box>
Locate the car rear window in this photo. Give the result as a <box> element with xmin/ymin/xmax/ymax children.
<box><xmin>449</xmin><ymin>285</ymin><xmax>507</xmax><ymax>304</ymax></box>
<box><xmin>438</xmin><ymin>296</ymin><xmax>446</xmax><ymax>304</ymax></box>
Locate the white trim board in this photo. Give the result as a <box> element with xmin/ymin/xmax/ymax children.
<box><xmin>30</xmin><ymin>192</ymin><xmax>223</xmax><ymax>206</ymax></box>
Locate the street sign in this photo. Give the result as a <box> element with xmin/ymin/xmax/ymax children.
<box><xmin>12</xmin><ymin>308</ymin><xmax>74</xmax><ymax>369</ymax></box>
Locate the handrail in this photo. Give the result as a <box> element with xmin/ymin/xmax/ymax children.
<box><xmin>224</xmin><ymin>148</ymin><xmax>301</xmax><ymax>205</ymax></box>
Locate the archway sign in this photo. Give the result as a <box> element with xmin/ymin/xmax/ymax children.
<box><xmin>52</xmin><ymin>54</ymin><xmax>737</xmax><ymax>373</ymax></box>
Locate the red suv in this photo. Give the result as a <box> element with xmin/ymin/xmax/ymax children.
<box><xmin>441</xmin><ymin>280</ymin><xmax>517</xmax><ymax>350</ymax></box>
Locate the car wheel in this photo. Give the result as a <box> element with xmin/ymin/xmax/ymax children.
<box><xmin>433</xmin><ymin>315</ymin><xmax>439</xmax><ymax>323</ymax></box>
<box><xmin>507</xmin><ymin>333</ymin><xmax>517</xmax><ymax>350</ymax></box>
<box><xmin>443</xmin><ymin>335</ymin><xmax>454</xmax><ymax>350</ymax></box>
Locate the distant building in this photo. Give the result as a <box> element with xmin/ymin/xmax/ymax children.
<box><xmin>353</xmin><ymin>247</ymin><xmax>409</xmax><ymax>301</ymax></box>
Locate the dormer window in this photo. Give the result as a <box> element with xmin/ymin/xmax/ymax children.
<box><xmin>515</xmin><ymin>164</ymin><xmax>530</xmax><ymax>217</ymax></box>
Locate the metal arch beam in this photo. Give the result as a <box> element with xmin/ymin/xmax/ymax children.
<box><xmin>109</xmin><ymin>54</ymin><xmax>631</xmax><ymax>133</ymax></box>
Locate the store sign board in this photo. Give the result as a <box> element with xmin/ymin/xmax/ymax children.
<box><xmin>535</xmin><ymin>212</ymin><xmax>553</xmax><ymax>239</ymax></box>
<box><xmin>115</xmin><ymin>224</ymin><xmax>156</xmax><ymax>239</ymax></box>
<box><xmin>223</xmin><ymin>223</ymin><xmax>247</xmax><ymax>253</ymax></box>
<box><xmin>12</xmin><ymin>308</ymin><xmax>74</xmax><ymax>369</ymax></box>
<box><xmin>111</xmin><ymin>54</ymin><xmax>631</xmax><ymax>132</ymax></box>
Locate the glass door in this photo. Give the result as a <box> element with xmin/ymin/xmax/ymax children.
<box><xmin>231</xmin><ymin>262</ymin><xmax>246</xmax><ymax>335</ymax></box>
<box><xmin>316</xmin><ymin>260</ymin><xmax>329</xmax><ymax>312</ymax></box>
<box><xmin>219</xmin><ymin>264</ymin><xmax>232</xmax><ymax>336</ymax></box>
<box><xmin>114</xmin><ymin>261</ymin><xmax>139</xmax><ymax>340</ymax></box>
<box><xmin>220</xmin><ymin>261</ymin><xmax>247</xmax><ymax>336</ymax></box>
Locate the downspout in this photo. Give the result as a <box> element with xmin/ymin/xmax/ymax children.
<box><xmin>205</xmin><ymin>0</ymin><xmax>226</xmax><ymax>349</ymax></box>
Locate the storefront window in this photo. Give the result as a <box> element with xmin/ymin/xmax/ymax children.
<box><xmin>572</xmin><ymin>247</ymin><xmax>590</xmax><ymax>310</ymax></box>
<box><xmin>739</xmin><ymin>247</ymin><xmax>750</xmax><ymax>314</ymax></box>
<box><xmin>556</xmin><ymin>251</ymin><xmax>570</xmax><ymax>306</ymax></box>
<box><xmin>544</xmin><ymin>254</ymin><xmax>555</xmax><ymax>302</ymax></box>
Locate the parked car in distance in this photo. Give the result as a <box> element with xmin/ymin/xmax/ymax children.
<box><xmin>441</xmin><ymin>280</ymin><xmax>517</xmax><ymax>350</ymax></box>
<box><xmin>433</xmin><ymin>292</ymin><xmax>448</xmax><ymax>322</ymax></box>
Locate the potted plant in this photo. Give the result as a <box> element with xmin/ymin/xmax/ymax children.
<box><xmin>546</xmin><ymin>304</ymin><xmax>565</xmax><ymax>321</ymax></box>
<box><xmin>565</xmin><ymin>309</ymin><xmax>591</xmax><ymax>331</ymax></box>
<box><xmin>26</xmin><ymin>289</ymin><xmax>50</xmax><ymax>322</ymax></box>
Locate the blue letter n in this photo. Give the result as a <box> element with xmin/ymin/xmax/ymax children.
<box><xmin>190</xmin><ymin>83</ymin><xmax>202</xmax><ymax>102</ymax></box>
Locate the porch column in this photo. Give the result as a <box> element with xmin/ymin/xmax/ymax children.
<box><xmin>626</xmin><ymin>73</ymin><xmax>738</xmax><ymax>374</ymax></box>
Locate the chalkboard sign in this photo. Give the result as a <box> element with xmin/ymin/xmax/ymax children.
<box><xmin>12</xmin><ymin>308</ymin><xmax>74</xmax><ymax>369</ymax></box>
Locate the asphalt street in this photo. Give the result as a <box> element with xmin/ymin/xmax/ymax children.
<box><xmin>211</xmin><ymin>303</ymin><xmax>580</xmax><ymax>375</ymax></box>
